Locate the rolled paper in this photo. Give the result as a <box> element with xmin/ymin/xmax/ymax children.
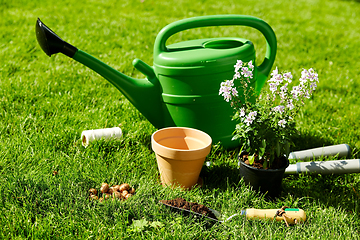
<box><xmin>81</xmin><ymin>127</ymin><xmax>122</xmax><ymax>147</ymax></box>
<box><xmin>288</xmin><ymin>144</ymin><xmax>351</xmax><ymax>160</ymax></box>
<box><xmin>285</xmin><ymin>159</ymin><xmax>360</xmax><ymax>175</ymax></box>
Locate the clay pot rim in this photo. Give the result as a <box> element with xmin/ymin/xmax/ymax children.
<box><xmin>151</xmin><ymin>127</ymin><xmax>212</xmax><ymax>159</ymax></box>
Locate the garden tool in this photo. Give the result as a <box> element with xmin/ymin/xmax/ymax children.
<box><xmin>160</xmin><ymin>201</ymin><xmax>306</xmax><ymax>225</ymax></box>
<box><xmin>35</xmin><ymin>15</ymin><xmax>277</xmax><ymax>149</ymax></box>
<box><xmin>288</xmin><ymin>144</ymin><xmax>351</xmax><ymax>160</ymax></box>
<box><xmin>285</xmin><ymin>159</ymin><xmax>360</xmax><ymax>175</ymax></box>
<box><xmin>286</xmin><ymin>143</ymin><xmax>360</xmax><ymax>174</ymax></box>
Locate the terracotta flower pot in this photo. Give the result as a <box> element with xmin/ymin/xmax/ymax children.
<box><xmin>151</xmin><ymin>127</ymin><xmax>212</xmax><ymax>189</ymax></box>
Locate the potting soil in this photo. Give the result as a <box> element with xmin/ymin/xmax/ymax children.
<box><xmin>160</xmin><ymin>198</ymin><xmax>217</xmax><ymax>220</ymax></box>
<box><xmin>240</xmin><ymin>152</ymin><xmax>288</xmax><ymax>169</ymax></box>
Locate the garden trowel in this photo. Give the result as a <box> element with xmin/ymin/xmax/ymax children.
<box><xmin>160</xmin><ymin>201</ymin><xmax>306</xmax><ymax>226</ymax></box>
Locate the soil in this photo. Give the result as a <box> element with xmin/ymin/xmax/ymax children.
<box><xmin>160</xmin><ymin>198</ymin><xmax>217</xmax><ymax>220</ymax></box>
<box><xmin>239</xmin><ymin>152</ymin><xmax>288</xmax><ymax>169</ymax></box>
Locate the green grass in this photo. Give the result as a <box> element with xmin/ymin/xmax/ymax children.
<box><xmin>1</xmin><ymin>0</ymin><xmax>359</xmax><ymax>239</ymax></box>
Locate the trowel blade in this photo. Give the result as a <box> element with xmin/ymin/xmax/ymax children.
<box><xmin>159</xmin><ymin>201</ymin><xmax>219</xmax><ymax>222</ymax></box>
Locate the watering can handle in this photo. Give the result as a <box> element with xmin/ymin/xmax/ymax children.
<box><xmin>154</xmin><ymin>15</ymin><xmax>277</xmax><ymax>88</ymax></box>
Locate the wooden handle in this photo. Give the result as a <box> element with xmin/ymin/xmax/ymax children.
<box><xmin>246</xmin><ymin>208</ymin><xmax>306</xmax><ymax>225</ymax></box>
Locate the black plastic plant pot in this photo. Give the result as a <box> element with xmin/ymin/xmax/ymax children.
<box><xmin>238</xmin><ymin>154</ymin><xmax>289</xmax><ymax>198</ymax></box>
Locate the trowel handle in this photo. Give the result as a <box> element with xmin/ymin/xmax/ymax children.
<box><xmin>245</xmin><ymin>208</ymin><xmax>306</xmax><ymax>225</ymax></box>
<box><xmin>154</xmin><ymin>15</ymin><xmax>277</xmax><ymax>88</ymax></box>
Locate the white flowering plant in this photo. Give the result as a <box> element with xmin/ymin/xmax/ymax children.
<box><xmin>219</xmin><ymin>60</ymin><xmax>319</xmax><ymax>169</ymax></box>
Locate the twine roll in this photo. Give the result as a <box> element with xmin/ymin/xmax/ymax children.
<box><xmin>81</xmin><ymin>127</ymin><xmax>122</xmax><ymax>147</ymax></box>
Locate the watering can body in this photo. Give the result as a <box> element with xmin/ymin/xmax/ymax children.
<box><xmin>36</xmin><ymin>15</ymin><xmax>277</xmax><ymax>149</ymax></box>
<box><xmin>152</xmin><ymin>15</ymin><xmax>276</xmax><ymax>148</ymax></box>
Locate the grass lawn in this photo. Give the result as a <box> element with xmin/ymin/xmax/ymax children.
<box><xmin>1</xmin><ymin>0</ymin><xmax>359</xmax><ymax>239</ymax></box>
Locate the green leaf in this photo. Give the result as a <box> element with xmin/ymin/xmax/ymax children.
<box><xmin>263</xmin><ymin>159</ymin><xmax>268</xmax><ymax>169</ymax></box>
<box><xmin>150</xmin><ymin>221</ymin><xmax>164</xmax><ymax>228</ymax></box>
<box><xmin>259</xmin><ymin>139</ymin><xmax>266</xmax><ymax>157</ymax></box>
<box><xmin>276</xmin><ymin>140</ymin><xmax>280</xmax><ymax>157</ymax></box>
<box><xmin>130</xmin><ymin>219</ymin><xmax>149</xmax><ymax>232</ymax></box>
<box><xmin>248</xmin><ymin>154</ymin><xmax>255</xmax><ymax>165</ymax></box>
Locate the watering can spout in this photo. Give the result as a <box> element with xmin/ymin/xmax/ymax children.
<box><xmin>35</xmin><ymin>18</ymin><xmax>163</xmax><ymax>128</ymax></box>
<box><xmin>36</xmin><ymin>18</ymin><xmax>77</xmax><ymax>58</ymax></box>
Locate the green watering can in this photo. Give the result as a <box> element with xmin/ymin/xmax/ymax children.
<box><xmin>35</xmin><ymin>15</ymin><xmax>277</xmax><ymax>149</ymax></box>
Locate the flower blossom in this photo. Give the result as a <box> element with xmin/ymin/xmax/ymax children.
<box><xmin>244</xmin><ymin>116</ymin><xmax>253</xmax><ymax>126</ymax></box>
<box><xmin>234</xmin><ymin>60</ymin><xmax>243</xmax><ymax>72</ymax></box>
<box><xmin>268</xmin><ymin>68</ymin><xmax>284</xmax><ymax>97</ymax></box>
<box><xmin>231</xmin><ymin>87</ymin><xmax>238</xmax><ymax>97</ymax></box>
<box><xmin>278</xmin><ymin>119</ymin><xmax>287</xmax><ymax>128</ymax></box>
<box><xmin>283</xmin><ymin>72</ymin><xmax>293</xmax><ymax>83</ymax></box>
<box><xmin>286</xmin><ymin>99</ymin><xmax>294</xmax><ymax>110</ymax></box>
<box><xmin>270</xmin><ymin>67</ymin><xmax>279</xmax><ymax>78</ymax></box>
<box><xmin>303</xmin><ymin>90</ymin><xmax>310</xmax><ymax>99</ymax></box>
<box><xmin>241</xmin><ymin>67</ymin><xmax>253</xmax><ymax>79</ymax></box>
<box><xmin>272</xmin><ymin>105</ymin><xmax>285</xmax><ymax>114</ymax></box>
<box><xmin>248</xmin><ymin>60</ymin><xmax>254</xmax><ymax>71</ymax></box>
<box><xmin>269</xmin><ymin>82</ymin><xmax>277</xmax><ymax>94</ymax></box>
<box><xmin>301</xmin><ymin>68</ymin><xmax>318</xmax><ymax>82</ymax></box>
<box><xmin>269</xmin><ymin>67</ymin><xmax>283</xmax><ymax>84</ymax></box>
<box><xmin>243</xmin><ymin>111</ymin><xmax>257</xmax><ymax>126</ymax></box>
<box><xmin>310</xmin><ymin>82</ymin><xmax>317</xmax><ymax>91</ymax></box>
<box><xmin>279</xmin><ymin>83</ymin><xmax>288</xmax><ymax>102</ymax></box>
<box><xmin>219</xmin><ymin>80</ymin><xmax>238</xmax><ymax>102</ymax></box>
<box><xmin>280</xmin><ymin>83</ymin><xmax>288</xmax><ymax>93</ymax></box>
<box><xmin>299</xmin><ymin>68</ymin><xmax>319</xmax><ymax>88</ymax></box>
<box><xmin>248</xmin><ymin>111</ymin><xmax>257</xmax><ymax>119</ymax></box>
<box><xmin>291</xmin><ymin>85</ymin><xmax>302</xmax><ymax>100</ymax></box>
<box><xmin>308</xmin><ymin>68</ymin><xmax>319</xmax><ymax>82</ymax></box>
<box><xmin>239</xmin><ymin>107</ymin><xmax>246</xmax><ymax>117</ymax></box>
<box><xmin>269</xmin><ymin>83</ymin><xmax>277</xmax><ymax>94</ymax></box>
